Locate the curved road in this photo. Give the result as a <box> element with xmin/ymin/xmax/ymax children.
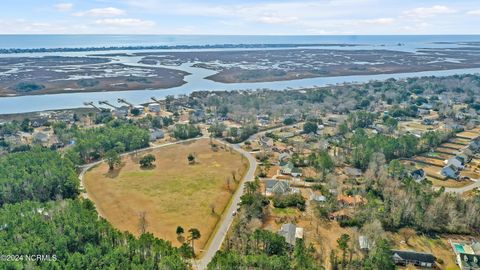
<box><xmin>77</xmin><ymin>136</ymin><xmax>257</xmax><ymax>270</ymax></box>
<box><xmin>441</xmin><ymin>178</ymin><xmax>480</xmax><ymax>194</ymax></box>
<box><xmin>194</xmin><ymin>142</ymin><xmax>257</xmax><ymax>270</ymax></box>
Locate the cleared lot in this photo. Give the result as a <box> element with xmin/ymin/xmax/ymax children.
<box><xmin>84</xmin><ymin>139</ymin><xmax>249</xmax><ymax>252</ymax></box>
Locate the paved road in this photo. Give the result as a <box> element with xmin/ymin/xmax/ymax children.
<box><xmin>77</xmin><ymin>135</ymin><xmax>258</xmax><ymax>270</ymax></box>
<box><xmin>441</xmin><ymin>179</ymin><xmax>480</xmax><ymax>193</ymax></box>
<box><xmin>194</xmin><ymin>142</ymin><xmax>257</xmax><ymax>270</ymax></box>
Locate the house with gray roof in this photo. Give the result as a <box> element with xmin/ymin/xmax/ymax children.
<box><xmin>281</xmin><ymin>162</ymin><xmax>302</xmax><ymax>177</ymax></box>
<box><xmin>310</xmin><ymin>191</ymin><xmax>327</xmax><ymax>202</ymax></box>
<box><xmin>33</xmin><ymin>132</ymin><xmax>49</xmax><ymax>145</ymax></box>
<box><xmin>442</xmin><ymin>164</ymin><xmax>460</xmax><ymax>180</ymax></box>
<box><xmin>265</xmin><ymin>180</ymin><xmax>290</xmax><ymax>196</ymax></box>
<box><xmin>149</xmin><ymin>129</ymin><xmax>165</xmax><ymax>141</ymax></box>
<box><xmin>278</xmin><ymin>223</ymin><xmax>303</xmax><ymax>246</ymax></box>
<box><xmin>447</xmin><ymin>157</ymin><xmax>464</xmax><ymax>170</ymax></box>
<box><xmin>469</xmin><ymin>140</ymin><xmax>480</xmax><ymax>153</ymax></box>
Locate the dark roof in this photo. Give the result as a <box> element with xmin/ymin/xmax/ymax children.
<box><xmin>392</xmin><ymin>250</ymin><xmax>435</xmax><ymax>264</ymax></box>
<box><xmin>411</xmin><ymin>169</ymin><xmax>425</xmax><ymax>178</ymax></box>
<box><xmin>458</xmin><ymin>253</ymin><xmax>480</xmax><ymax>268</ymax></box>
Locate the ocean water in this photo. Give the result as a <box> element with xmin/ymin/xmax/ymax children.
<box><xmin>1</xmin><ymin>35</ymin><xmax>480</xmax><ymax>49</ymax></box>
<box><xmin>0</xmin><ymin>35</ymin><xmax>480</xmax><ymax>114</ymax></box>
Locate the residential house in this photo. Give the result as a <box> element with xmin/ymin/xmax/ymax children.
<box><xmin>419</xmin><ymin>103</ymin><xmax>433</xmax><ymax>110</ymax></box>
<box><xmin>278</xmin><ymin>223</ymin><xmax>303</xmax><ymax>246</ymax></box>
<box><xmin>469</xmin><ymin>140</ymin><xmax>480</xmax><ymax>153</ymax></box>
<box><xmin>345</xmin><ymin>167</ymin><xmax>362</xmax><ymax>178</ymax></box>
<box><xmin>265</xmin><ymin>180</ymin><xmax>290</xmax><ymax>196</ymax></box>
<box><xmin>456</xmin><ymin>253</ymin><xmax>480</xmax><ymax>270</ymax></box>
<box><xmin>281</xmin><ymin>162</ymin><xmax>302</xmax><ymax>177</ymax></box>
<box><xmin>33</xmin><ymin>132</ymin><xmax>49</xmax><ymax>145</ymax></box>
<box><xmin>448</xmin><ymin>123</ymin><xmax>465</xmax><ymax>132</ymax></box>
<box><xmin>278</xmin><ymin>153</ymin><xmax>291</xmax><ymax>164</ymax></box>
<box><xmin>256</xmin><ymin>114</ymin><xmax>270</xmax><ymax>126</ymax></box>
<box><xmin>456</xmin><ymin>153</ymin><xmax>471</xmax><ymax>165</ymax></box>
<box><xmin>392</xmin><ymin>250</ymin><xmax>436</xmax><ymax>268</ymax></box>
<box><xmin>133</xmin><ymin>105</ymin><xmax>145</xmax><ymax>114</ymax></box>
<box><xmin>260</xmin><ymin>136</ymin><xmax>274</xmax><ymax>148</ymax></box>
<box><xmin>291</xmin><ymin>167</ymin><xmax>303</xmax><ymax>177</ymax></box>
<box><xmin>31</xmin><ymin>118</ymin><xmax>49</xmax><ymax>128</ymax></box>
<box><xmin>450</xmin><ymin>240</ymin><xmax>480</xmax><ymax>270</ymax></box>
<box><xmin>411</xmin><ymin>169</ymin><xmax>426</xmax><ymax>183</ymax></box>
<box><xmin>4</xmin><ymin>134</ymin><xmax>23</xmax><ymax>149</ymax></box>
<box><xmin>359</xmin><ymin>236</ymin><xmax>371</xmax><ymax>251</ymax></box>
<box><xmin>442</xmin><ymin>164</ymin><xmax>460</xmax><ymax>179</ymax></box>
<box><xmin>56</xmin><ymin>112</ymin><xmax>75</xmax><ymax>124</ymax></box>
<box><xmin>192</xmin><ymin>109</ymin><xmax>206</xmax><ymax>122</ymax></box>
<box><xmin>447</xmin><ymin>157</ymin><xmax>464</xmax><ymax>170</ymax></box>
<box><xmin>310</xmin><ymin>191</ymin><xmax>327</xmax><ymax>203</ymax></box>
<box><xmin>337</xmin><ymin>194</ymin><xmax>367</xmax><ymax>207</ymax></box>
<box><xmin>149</xmin><ymin>129</ymin><xmax>165</xmax><ymax>141</ymax></box>
<box><xmin>473</xmin><ymin>242</ymin><xmax>480</xmax><ymax>254</ymax></box>
<box><xmin>114</xmin><ymin>106</ymin><xmax>129</xmax><ymax>118</ymax></box>
<box><xmin>148</xmin><ymin>103</ymin><xmax>161</xmax><ymax>113</ymax></box>
<box><xmin>419</xmin><ymin>109</ymin><xmax>431</xmax><ymax>116</ymax></box>
<box><xmin>329</xmin><ymin>209</ymin><xmax>352</xmax><ymax>222</ymax></box>
<box><xmin>422</xmin><ymin>119</ymin><xmax>435</xmax><ymax>125</ymax></box>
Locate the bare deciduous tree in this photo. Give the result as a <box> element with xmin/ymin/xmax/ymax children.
<box><xmin>138</xmin><ymin>211</ymin><xmax>148</xmax><ymax>235</ymax></box>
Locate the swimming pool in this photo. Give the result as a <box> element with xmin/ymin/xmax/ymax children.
<box><xmin>454</xmin><ymin>243</ymin><xmax>466</xmax><ymax>254</ymax></box>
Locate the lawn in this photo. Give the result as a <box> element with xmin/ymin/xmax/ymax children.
<box><xmin>389</xmin><ymin>233</ymin><xmax>458</xmax><ymax>270</ymax></box>
<box><xmin>83</xmin><ymin>139</ymin><xmax>248</xmax><ymax>254</ymax></box>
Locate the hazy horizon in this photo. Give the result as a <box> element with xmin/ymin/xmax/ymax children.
<box><xmin>2</xmin><ymin>1</ymin><xmax>480</xmax><ymax>35</ymax></box>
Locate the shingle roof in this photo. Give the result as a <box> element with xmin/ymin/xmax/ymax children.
<box><xmin>279</xmin><ymin>223</ymin><xmax>297</xmax><ymax>245</ymax></box>
<box><xmin>459</xmin><ymin>253</ymin><xmax>480</xmax><ymax>268</ymax></box>
<box><xmin>265</xmin><ymin>180</ymin><xmax>290</xmax><ymax>195</ymax></box>
<box><xmin>392</xmin><ymin>250</ymin><xmax>435</xmax><ymax>264</ymax></box>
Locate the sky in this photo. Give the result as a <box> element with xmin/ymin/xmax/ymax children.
<box><xmin>1</xmin><ymin>0</ymin><xmax>480</xmax><ymax>35</ymax></box>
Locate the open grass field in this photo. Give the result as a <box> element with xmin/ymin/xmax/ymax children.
<box><xmin>441</xmin><ymin>143</ymin><xmax>465</xmax><ymax>150</ymax></box>
<box><xmin>449</xmin><ymin>138</ymin><xmax>469</xmax><ymax>146</ymax></box>
<box><xmin>84</xmin><ymin>139</ymin><xmax>248</xmax><ymax>252</ymax></box>
<box><xmin>428</xmin><ymin>152</ymin><xmax>455</xmax><ymax>160</ymax></box>
<box><xmin>414</xmin><ymin>156</ymin><xmax>445</xmax><ymax>167</ymax></box>
<box><xmin>456</xmin><ymin>131</ymin><xmax>480</xmax><ymax>140</ymax></box>
<box><xmin>436</xmin><ymin>147</ymin><xmax>460</xmax><ymax>155</ymax></box>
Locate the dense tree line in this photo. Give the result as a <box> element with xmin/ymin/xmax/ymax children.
<box><xmin>272</xmin><ymin>193</ymin><xmax>306</xmax><ymax>210</ymax></box>
<box><xmin>0</xmin><ymin>141</ymin><xmax>190</xmax><ymax>269</ymax></box>
<box><xmin>329</xmin><ymin>234</ymin><xmax>395</xmax><ymax>270</ymax></box>
<box><xmin>225</xmin><ymin>124</ymin><xmax>258</xmax><ymax>143</ymax></box>
<box><xmin>209</xmin><ymin>231</ymin><xmax>318</xmax><ymax>270</ymax></box>
<box><xmin>0</xmin><ymin>148</ymin><xmax>78</xmax><ymax>206</ymax></box>
<box><xmin>347</xmin><ymin>129</ymin><xmax>453</xmax><ymax>170</ymax></box>
<box><xmin>347</xmin><ymin>153</ymin><xmax>480</xmax><ymax>234</ymax></box>
<box><xmin>63</xmin><ymin>121</ymin><xmax>150</xmax><ymax>164</ymax></box>
<box><xmin>172</xmin><ymin>124</ymin><xmax>202</xmax><ymax>140</ymax></box>
<box><xmin>0</xmin><ymin>199</ymin><xmax>189</xmax><ymax>269</ymax></box>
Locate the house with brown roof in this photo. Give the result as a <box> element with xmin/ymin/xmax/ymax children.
<box><xmin>337</xmin><ymin>194</ymin><xmax>368</xmax><ymax>207</ymax></box>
